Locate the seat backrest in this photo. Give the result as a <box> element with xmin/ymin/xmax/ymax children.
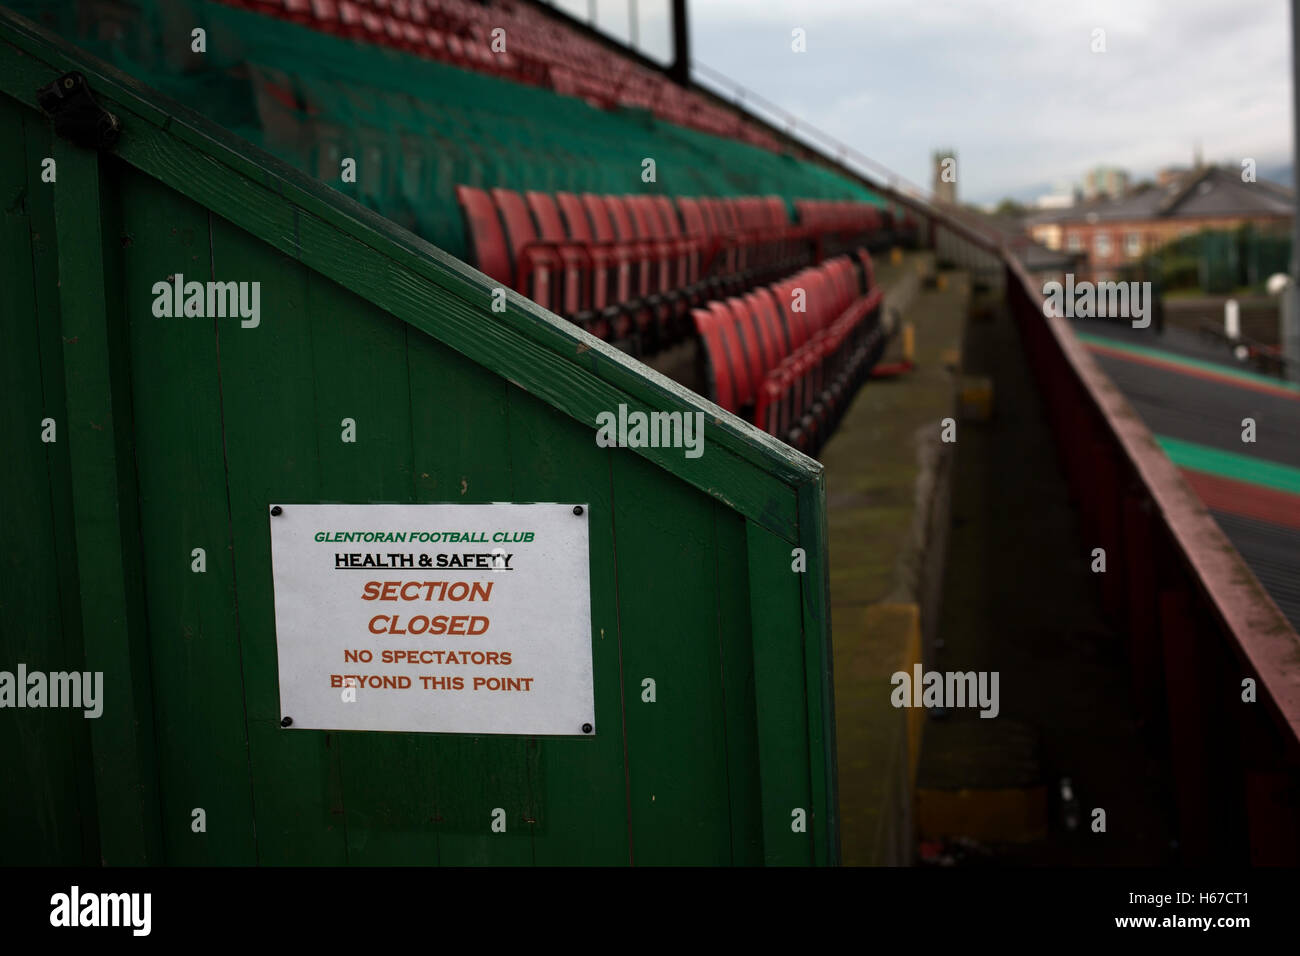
<box><xmin>713</xmin><ymin>199</ymin><xmax>739</xmax><ymax>234</ymax></box>
<box><xmin>676</xmin><ymin>197</ymin><xmax>708</xmax><ymax>238</ymax></box>
<box><xmin>855</xmin><ymin>248</ymin><xmax>877</xmax><ymax>292</ymax></box>
<box><xmin>831</xmin><ymin>258</ymin><xmax>855</xmax><ymax>313</ymax></box>
<box><xmin>794</xmin><ymin>200</ymin><xmax>812</xmax><ymax>228</ymax></box>
<box><xmin>752</xmin><ymin>287</ymin><xmax>790</xmax><ymax>360</ymax></box>
<box><xmin>456</xmin><ymin>184</ymin><xmax>513</xmax><ymax>285</ymax></box>
<box><xmin>696</xmin><ymin>199</ymin><xmax>723</xmax><ymax>237</ymax></box>
<box><xmin>726</xmin><ymin>298</ymin><xmax>766</xmax><ymax>396</ymax></box>
<box><xmin>625</xmin><ymin>196</ymin><xmax>664</xmax><ymax>239</ymax></box>
<box><xmin>580</xmin><ymin>192</ymin><xmax>618</xmax><ymax>243</ymax></box>
<box><xmin>741</xmin><ymin>291</ymin><xmax>782</xmax><ymax>373</ymax></box>
<box><xmin>490</xmin><ymin>187</ymin><xmax>541</xmax><ymax>265</ymax></box>
<box><xmin>526</xmin><ymin>190</ymin><xmax>569</xmax><ymax>243</ymax></box>
<box><xmin>651</xmin><ymin>196</ymin><xmax>684</xmax><ymax>238</ymax></box>
<box><xmin>603</xmin><ymin>196</ymin><xmax>640</xmax><ymax>242</ymax></box>
<box><xmin>800</xmin><ymin>270</ymin><xmax>829</xmax><ymax>334</ymax></box>
<box><xmin>764</xmin><ymin>196</ymin><xmax>788</xmax><ymax>229</ymax></box>
<box><xmin>711</xmin><ymin>301</ymin><xmax>753</xmax><ymax>408</ymax></box>
<box><xmin>800</xmin><ymin>270</ymin><xmax>826</xmax><ymax>337</ymax></box>
<box><xmin>692</xmin><ymin>306</ymin><xmax>737</xmax><ymax>412</ymax></box>
<box><xmin>771</xmin><ymin>277</ymin><xmax>809</xmax><ymax>350</ymax></box>
<box><xmin>556</xmin><ymin>192</ymin><xmax>594</xmax><ymax>242</ymax></box>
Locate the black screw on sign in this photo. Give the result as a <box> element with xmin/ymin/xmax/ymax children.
<box><xmin>36</xmin><ymin>72</ymin><xmax>121</xmax><ymax>150</ymax></box>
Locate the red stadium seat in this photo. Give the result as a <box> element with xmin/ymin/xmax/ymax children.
<box><xmin>455</xmin><ymin>184</ymin><xmax>512</xmax><ymax>286</ymax></box>
<box><xmin>489</xmin><ymin>187</ymin><xmax>562</xmax><ymax>313</ymax></box>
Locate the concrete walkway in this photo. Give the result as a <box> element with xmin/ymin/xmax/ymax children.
<box><xmin>820</xmin><ymin>253</ymin><xmax>966</xmax><ymax>864</ymax></box>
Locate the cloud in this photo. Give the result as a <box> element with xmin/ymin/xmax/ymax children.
<box><xmin>674</xmin><ymin>0</ymin><xmax>1290</xmax><ymax>203</ymax></box>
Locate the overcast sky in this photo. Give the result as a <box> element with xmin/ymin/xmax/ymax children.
<box><xmin>548</xmin><ymin>0</ymin><xmax>1293</xmax><ymax>205</ymax></box>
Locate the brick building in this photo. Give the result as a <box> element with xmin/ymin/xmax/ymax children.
<box><xmin>1023</xmin><ymin>165</ymin><xmax>1292</xmax><ymax>282</ymax></box>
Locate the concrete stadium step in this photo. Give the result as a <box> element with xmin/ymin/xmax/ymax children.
<box><xmin>820</xmin><ymin>251</ymin><xmax>965</xmax><ymax>865</ymax></box>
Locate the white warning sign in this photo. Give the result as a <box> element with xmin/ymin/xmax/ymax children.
<box><xmin>268</xmin><ymin>503</ymin><xmax>594</xmax><ymax>736</ymax></box>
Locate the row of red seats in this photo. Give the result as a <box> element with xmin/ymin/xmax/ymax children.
<box><xmin>796</xmin><ymin>199</ymin><xmax>886</xmax><ymax>235</ymax></box>
<box><xmin>229</xmin><ymin>0</ymin><xmax>782</xmax><ymax>151</ymax></box>
<box><xmin>797</xmin><ymin>199</ymin><xmax>897</xmax><ymax>259</ymax></box>
<box><xmin>457</xmin><ymin>187</ymin><xmax>850</xmax><ymax>354</ymax></box>
<box><xmin>693</xmin><ymin>251</ymin><xmax>885</xmax><ymax>455</ymax></box>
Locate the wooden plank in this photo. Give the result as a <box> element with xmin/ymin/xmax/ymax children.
<box><xmin>21</xmin><ymin>105</ymin><xmax>100</xmax><ymax>867</ymax></box>
<box><xmin>294</xmin><ymin>254</ymin><xmax>421</xmax><ymax>865</ymax></box>
<box><xmin>797</xmin><ymin>475</ymin><xmax>838</xmax><ymax>864</ymax></box>
<box><xmin>294</xmin><ymin>271</ymin><xmax>456</xmax><ymax>866</ymax></box>
<box><xmin>745</xmin><ymin>521</ymin><xmax>814</xmax><ymax>865</ymax></box>
<box><xmin>114</xmin><ymin>169</ymin><xmax>257</xmax><ymax>864</ymax></box>
<box><xmin>612</xmin><ymin>452</ymin><xmax>732</xmax><ymax>864</ymax></box>
<box><xmin>0</xmin><ymin>94</ymin><xmax>92</xmax><ymax>864</ymax></box>
<box><xmin>205</xmin><ymin>213</ymin><xmax>348</xmax><ymax>864</ymax></box>
<box><xmin>713</xmin><ymin>502</ymin><xmax>764</xmax><ymax>864</ymax></box>
<box><xmin>51</xmin><ymin>139</ymin><xmax>162</xmax><ymax>864</ymax></box>
<box><xmin>505</xmin><ymin>384</ymin><xmax>631</xmax><ymax>865</ymax></box>
<box><xmin>402</xmin><ymin>331</ymin><xmax>534</xmax><ymax>866</ymax></box>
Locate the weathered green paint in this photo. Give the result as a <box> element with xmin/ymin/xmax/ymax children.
<box><xmin>0</xmin><ymin>9</ymin><xmax>837</xmax><ymax>865</ymax></box>
<box><xmin>51</xmin><ymin>138</ymin><xmax>163</xmax><ymax>864</ymax></box>
<box><xmin>747</xmin><ymin>523</ymin><xmax>817</xmax><ymax>864</ymax></box>
<box><xmin>0</xmin><ymin>94</ymin><xmax>98</xmax><ymax>866</ymax></box>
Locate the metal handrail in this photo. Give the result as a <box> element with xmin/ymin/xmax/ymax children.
<box><xmin>690</xmin><ymin>60</ymin><xmax>932</xmax><ymax>201</ymax></box>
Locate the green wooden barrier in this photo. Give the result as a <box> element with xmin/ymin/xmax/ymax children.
<box><xmin>0</xmin><ymin>9</ymin><xmax>837</xmax><ymax>866</ymax></box>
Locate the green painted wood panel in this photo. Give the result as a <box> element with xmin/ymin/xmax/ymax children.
<box><xmin>0</xmin><ymin>11</ymin><xmax>837</xmax><ymax>866</ymax></box>
<box><xmin>505</xmin><ymin>385</ymin><xmax>631</xmax><ymax>865</ymax></box>
<box><xmin>0</xmin><ymin>93</ymin><xmax>96</xmax><ymax>865</ymax></box>
<box><xmin>405</xmin><ymin>332</ymin><xmax>520</xmax><ymax>865</ymax></box>
<box><xmin>746</xmin><ymin>522</ymin><xmax>815</xmax><ymax>865</ymax></box>
<box><xmin>798</xmin><ymin>479</ymin><xmax>838</xmax><ymax>864</ymax></box>
<box><xmin>52</xmin><ymin>140</ymin><xmax>163</xmax><ymax>864</ymax></box>
<box><xmin>117</xmin><ymin>169</ymin><xmax>258</xmax><ymax>864</ymax></box>
<box><xmin>24</xmin><ymin>105</ymin><xmax>102</xmax><ymax>866</ymax></box>
<box><xmin>203</xmin><ymin>212</ymin><xmax>349</xmax><ymax>865</ymax></box>
<box><xmin>713</xmin><ymin>503</ymin><xmax>764</xmax><ymax>865</ymax></box>
<box><xmin>613</xmin><ymin>453</ymin><xmax>733</xmax><ymax>864</ymax></box>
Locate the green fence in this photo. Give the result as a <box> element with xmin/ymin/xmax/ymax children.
<box><xmin>0</xmin><ymin>8</ymin><xmax>837</xmax><ymax>865</ymax></box>
<box><xmin>1122</xmin><ymin>223</ymin><xmax>1291</xmax><ymax>295</ymax></box>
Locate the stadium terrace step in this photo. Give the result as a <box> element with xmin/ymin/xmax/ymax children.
<box><xmin>218</xmin><ymin>0</ymin><xmax>788</xmax><ymax>149</ymax></box>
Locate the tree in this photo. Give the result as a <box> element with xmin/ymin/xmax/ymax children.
<box><xmin>994</xmin><ymin>198</ymin><xmax>1027</xmax><ymax>218</ymax></box>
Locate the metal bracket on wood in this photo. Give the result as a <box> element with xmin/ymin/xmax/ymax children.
<box><xmin>36</xmin><ymin>71</ymin><xmax>120</xmax><ymax>149</ymax></box>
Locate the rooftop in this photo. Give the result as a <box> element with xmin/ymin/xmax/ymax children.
<box><xmin>1023</xmin><ymin>165</ymin><xmax>1293</xmax><ymax>226</ymax></box>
